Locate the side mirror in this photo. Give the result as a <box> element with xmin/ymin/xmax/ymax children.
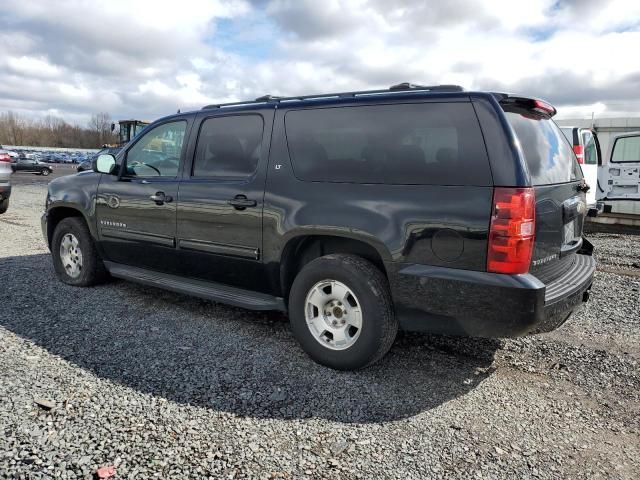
<box><xmin>93</xmin><ymin>154</ymin><xmax>117</xmax><ymax>174</ymax></box>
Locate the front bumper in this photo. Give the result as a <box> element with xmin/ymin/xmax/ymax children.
<box><xmin>41</xmin><ymin>210</ymin><xmax>49</xmax><ymax>249</ymax></box>
<box><xmin>388</xmin><ymin>252</ymin><xmax>595</xmax><ymax>338</ymax></box>
<box><xmin>0</xmin><ymin>183</ymin><xmax>11</xmax><ymax>201</ymax></box>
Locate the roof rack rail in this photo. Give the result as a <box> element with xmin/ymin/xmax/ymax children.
<box><xmin>255</xmin><ymin>95</ymin><xmax>283</xmax><ymax>102</ymax></box>
<box><xmin>202</xmin><ymin>83</ymin><xmax>465</xmax><ymax>110</ymax></box>
<box><xmin>389</xmin><ymin>82</ymin><xmax>464</xmax><ymax>92</ymax></box>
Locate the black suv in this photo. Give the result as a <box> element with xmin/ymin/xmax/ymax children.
<box><xmin>42</xmin><ymin>83</ymin><xmax>595</xmax><ymax>370</ymax></box>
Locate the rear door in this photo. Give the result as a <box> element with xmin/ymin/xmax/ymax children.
<box><xmin>504</xmin><ymin>108</ymin><xmax>587</xmax><ymax>284</ymax></box>
<box><xmin>579</xmin><ymin>129</ymin><xmax>600</xmax><ymax>207</ymax></box>
<box><xmin>599</xmin><ymin>133</ymin><xmax>640</xmax><ymax>201</ymax></box>
<box><xmin>175</xmin><ymin>111</ymin><xmax>273</xmax><ymax>292</ymax></box>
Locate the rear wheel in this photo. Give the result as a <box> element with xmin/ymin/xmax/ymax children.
<box><xmin>288</xmin><ymin>254</ymin><xmax>397</xmax><ymax>370</ymax></box>
<box><xmin>0</xmin><ymin>198</ymin><xmax>8</xmax><ymax>214</ymax></box>
<box><xmin>41</xmin><ymin>169</ymin><xmax>50</xmax><ymax>176</ymax></box>
<box><xmin>52</xmin><ymin>217</ymin><xmax>107</xmax><ymax>286</ymax></box>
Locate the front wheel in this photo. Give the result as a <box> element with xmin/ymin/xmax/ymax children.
<box><xmin>51</xmin><ymin>217</ymin><xmax>107</xmax><ymax>286</ymax></box>
<box><xmin>288</xmin><ymin>254</ymin><xmax>398</xmax><ymax>370</ymax></box>
<box><xmin>41</xmin><ymin>169</ymin><xmax>51</xmax><ymax>176</ymax></box>
<box><xmin>0</xmin><ymin>198</ymin><xmax>8</xmax><ymax>214</ymax></box>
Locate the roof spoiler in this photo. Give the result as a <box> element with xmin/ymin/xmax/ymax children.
<box><xmin>496</xmin><ymin>94</ymin><xmax>557</xmax><ymax>117</ymax></box>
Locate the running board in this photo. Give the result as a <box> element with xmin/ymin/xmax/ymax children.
<box><xmin>104</xmin><ymin>261</ymin><xmax>286</xmax><ymax>311</ymax></box>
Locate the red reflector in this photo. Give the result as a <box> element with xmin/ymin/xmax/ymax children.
<box><xmin>573</xmin><ymin>145</ymin><xmax>584</xmax><ymax>164</ymax></box>
<box><xmin>487</xmin><ymin>187</ymin><xmax>535</xmax><ymax>275</ymax></box>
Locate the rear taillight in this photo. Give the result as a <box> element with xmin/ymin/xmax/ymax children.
<box><xmin>487</xmin><ymin>187</ymin><xmax>536</xmax><ymax>275</ymax></box>
<box><xmin>573</xmin><ymin>145</ymin><xmax>584</xmax><ymax>164</ymax></box>
<box><xmin>0</xmin><ymin>154</ymin><xmax>10</xmax><ymax>162</ymax></box>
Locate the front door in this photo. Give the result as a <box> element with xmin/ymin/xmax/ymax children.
<box><xmin>96</xmin><ymin>119</ymin><xmax>189</xmax><ymax>273</ymax></box>
<box><xmin>176</xmin><ymin>111</ymin><xmax>273</xmax><ymax>292</ymax></box>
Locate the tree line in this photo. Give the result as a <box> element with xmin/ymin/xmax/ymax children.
<box><xmin>0</xmin><ymin>111</ymin><xmax>118</xmax><ymax>149</ymax></box>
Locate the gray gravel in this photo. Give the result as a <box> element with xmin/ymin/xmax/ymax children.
<box><xmin>0</xmin><ymin>183</ymin><xmax>638</xmax><ymax>479</ymax></box>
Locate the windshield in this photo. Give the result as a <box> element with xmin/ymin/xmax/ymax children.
<box><xmin>505</xmin><ymin>110</ymin><xmax>582</xmax><ymax>185</ymax></box>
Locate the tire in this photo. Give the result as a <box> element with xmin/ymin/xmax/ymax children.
<box><xmin>51</xmin><ymin>217</ymin><xmax>108</xmax><ymax>286</ymax></box>
<box><xmin>288</xmin><ymin>254</ymin><xmax>397</xmax><ymax>370</ymax></box>
<box><xmin>41</xmin><ymin>169</ymin><xmax>50</xmax><ymax>176</ymax></box>
<box><xmin>0</xmin><ymin>198</ymin><xmax>8</xmax><ymax>214</ymax></box>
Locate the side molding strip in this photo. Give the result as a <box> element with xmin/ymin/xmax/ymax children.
<box><xmin>178</xmin><ymin>238</ymin><xmax>260</xmax><ymax>260</ymax></box>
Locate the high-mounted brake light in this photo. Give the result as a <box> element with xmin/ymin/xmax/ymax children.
<box><xmin>532</xmin><ymin>99</ymin><xmax>555</xmax><ymax>116</ymax></box>
<box><xmin>573</xmin><ymin>145</ymin><xmax>584</xmax><ymax>164</ymax></box>
<box><xmin>487</xmin><ymin>187</ymin><xmax>536</xmax><ymax>275</ymax></box>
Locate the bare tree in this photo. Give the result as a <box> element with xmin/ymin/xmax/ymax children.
<box><xmin>0</xmin><ymin>110</ymin><xmax>117</xmax><ymax>148</ymax></box>
<box><xmin>89</xmin><ymin>112</ymin><xmax>112</xmax><ymax>146</ymax></box>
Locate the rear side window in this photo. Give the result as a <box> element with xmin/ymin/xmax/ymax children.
<box><xmin>284</xmin><ymin>102</ymin><xmax>491</xmax><ymax>185</ymax></box>
<box><xmin>193</xmin><ymin>115</ymin><xmax>264</xmax><ymax>179</ymax></box>
<box><xmin>505</xmin><ymin>110</ymin><xmax>582</xmax><ymax>185</ymax></box>
<box><xmin>611</xmin><ymin>135</ymin><xmax>640</xmax><ymax>163</ymax></box>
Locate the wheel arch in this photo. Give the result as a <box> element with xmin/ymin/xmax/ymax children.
<box><xmin>46</xmin><ymin>206</ymin><xmax>89</xmax><ymax>248</ymax></box>
<box><xmin>279</xmin><ymin>234</ymin><xmax>389</xmax><ymax>300</ymax></box>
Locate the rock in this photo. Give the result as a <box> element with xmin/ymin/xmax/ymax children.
<box><xmin>34</xmin><ymin>398</ymin><xmax>55</xmax><ymax>410</ymax></box>
<box><xmin>330</xmin><ymin>439</ymin><xmax>348</xmax><ymax>457</ymax></box>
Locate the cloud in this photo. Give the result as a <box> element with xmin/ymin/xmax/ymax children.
<box><xmin>0</xmin><ymin>0</ymin><xmax>638</xmax><ymax>126</ymax></box>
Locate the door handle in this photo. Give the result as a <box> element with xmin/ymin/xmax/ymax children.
<box><xmin>150</xmin><ymin>191</ymin><xmax>173</xmax><ymax>205</ymax></box>
<box><xmin>227</xmin><ymin>195</ymin><xmax>257</xmax><ymax>210</ymax></box>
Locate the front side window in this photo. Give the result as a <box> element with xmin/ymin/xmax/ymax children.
<box><xmin>612</xmin><ymin>135</ymin><xmax>640</xmax><ymax>163</ymax></box>
<box><xmin>192</xmin><ymin>115</ymin><xmax>264</xmax><ymax>179</ymax></box>
<box><xmin>125</xmin><ymin>121</ymin><xmax>186</xmax><ymax>177</ymax></box>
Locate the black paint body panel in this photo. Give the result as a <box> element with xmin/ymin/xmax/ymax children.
<box><xmin>42</xmin><ymin>90</ymin><xmax>595</xmax><ymax>339</ymax></box>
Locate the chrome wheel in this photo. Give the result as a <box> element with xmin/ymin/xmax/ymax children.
<box><xmin>59</xmin><ymin>233</ymin><xmax>83</xmax><ymax>278</ymax></box>
<box><xmin>304</xmin><ymin>280</ymin><xmax>362</xmax><ymax>350</ymax></box>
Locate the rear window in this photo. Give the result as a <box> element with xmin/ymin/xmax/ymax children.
<box><xmin>505</xmin><ymin>110</ymin><xmax>582</xmax><ymax>185</ymax></box>
<box><xmin>284</xmin><ymin>102</ymin><xmax>491</xmax><ymax>185</ymax></box>
<box><xmin>611</xmin><ymin>135</ymin><xmax>640</xmax><ymax>163</ymax></box>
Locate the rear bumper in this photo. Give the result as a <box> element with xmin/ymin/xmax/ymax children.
<box><xmin>587</xmin><ymin>201</ymin><xmax>604</xmax><ymax>217</ymax></box>
<box><xmin>388</xmin><ymin>252</ymin><xmax>595</xmax><ymax>338</ymax></box>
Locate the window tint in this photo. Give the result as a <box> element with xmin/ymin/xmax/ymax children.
<box><xmin>193</xmin><ymin>115</ymin><xmax>264</xmax><ymax>178</ymax></box>
<box><xmin>284</xmin><ymin>102</ymin><xmax>491</xmax><ymax>185</ymax></box>
<box><xmin>126</xmin><ymin>121</ymin><xmax>186</xmax><ymax>177</ymax></box>
<box><xmin>612</xmin><ymin>135</ymin><xmax>640</xmax><ymax>163</ymax></box>
<box><xmin>504</xmin><ymin>111</ymin><xmax>582</xmax><ymax>185</ymax></box>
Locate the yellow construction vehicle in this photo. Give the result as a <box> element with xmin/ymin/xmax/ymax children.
<box><xmin>106</xmin><ymin>119</ymin><xmax>150</xmax><ymax>147</ymax></box>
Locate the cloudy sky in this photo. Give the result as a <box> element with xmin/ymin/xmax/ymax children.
<box><xmin>0</xmin><ymin>0</ymin><xmax>639</xmax><ymax>125</ymax></box>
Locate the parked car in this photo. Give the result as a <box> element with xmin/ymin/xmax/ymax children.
<box><xmin>12</xmin><ymin>158</ymin><xmax>53</xmax><ymax>176</ymax></box>
<box><xmin>0</xmin><ymin>149</ymin><xmax>12</xmax><ymax>214</ymax></box>
<box><xmin>78</xmin><ymin>147</ymin><xmax>120</xmax><ymax>172</ymax></box>
<box><xmin>42</xmin><ymin>83</ymin><xmax>595</xmax><ymax>370</ymax></box>
<box><xmin>598</xmin><ymin>131</ymin><xmax>640</xmax><ymax>209</ymax></box>
<box><xmin>560</xmin><ymin>126</ymin><xmax>602</xmax><ymax>214</ymax></box>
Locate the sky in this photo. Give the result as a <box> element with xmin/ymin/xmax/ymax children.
<box><xmin>0</xmin><ymin>0</ymin><xmax>639</xmax><ymax>125</ymax></box>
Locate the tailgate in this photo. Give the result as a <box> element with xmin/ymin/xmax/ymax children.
<box><xmin>529</xmin><ymin>182</ymin><xmax>587</xmax><ymax>283</ymax></box>
<box><xmin>502</xmin><ymin>104</ymin><xmax>586</xmax><ymax>284</ymax></box>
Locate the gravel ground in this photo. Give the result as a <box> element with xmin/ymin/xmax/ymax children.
<box><xmin>0</xmin><ymin>183</ymin><xmax>638</xmax><ymax>479</ymax></box>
